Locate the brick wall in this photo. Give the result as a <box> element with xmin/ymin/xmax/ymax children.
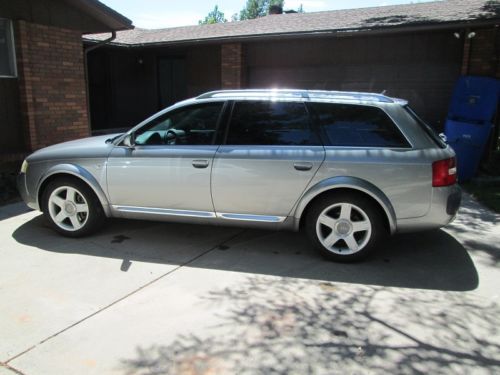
<box><xmin>467</xmin><ymin>27</ymin><xmax>500</xmax><ymax>78</ymax></box>
<box><xmin>221</xmin><ymin>43</ymin><xmax>245</xmax><ymax>89</ymax></box>
<box><xmin>16</xmin><ymin>20</ymin><xmax>89</xmax><ymax>151</ymax></box>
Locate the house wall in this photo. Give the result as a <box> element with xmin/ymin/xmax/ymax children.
<box><xmin>243</xmin><ymin>30</ymin><xmax>464</xmax><ymax>129</ymax></box>
<box><xmin>221</xmin><ymin>43</ymin><xmax>245</xmax><ymax>89</ymax></box>
<box><xmin>467</xmin><ymin>27</ymin><xmax>500</xmax><ymax>78</ymax></box>
<box><xmin>218</xmin><ymin>27</ymin><xmax>498</xmax><ymax>130</ymax></box>
<box><xmin>16</xmin><ymin>20</ymin><xmax>89</xmax><ymax>150</ymax></box>
<box><xmin>87</xmin><ymin>26</ymin><xmax>499</xmax><ymax>133</ymax></box>
<box><xmin>0</xmin><ymin>76</ymin><xmax>24</xmax><ymax>154</ymax></box>
<box><xmin>87</xmin><ymin>44</ymin><xmax>221</xmax><ymax>131</ymax></box>
<box><xmin>0</xmin><ymin>0</ymin><xmax>127</xmax><ymax>164</ymax></box>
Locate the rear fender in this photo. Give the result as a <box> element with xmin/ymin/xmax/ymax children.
<box><xmin>293</xmin><ymin>176</ymin><xmax>397</xmax><ymax>233</ymax></box>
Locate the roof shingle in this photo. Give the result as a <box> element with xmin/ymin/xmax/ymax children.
<box><xmin>84</xmin><ymin>0</ymin><xmax>499</xmax><ymax>46</ymax></box>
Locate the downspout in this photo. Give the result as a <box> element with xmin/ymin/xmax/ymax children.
<box><xmin>461</xmin><ymin>28</ymin><xmax>472</xmax><ymax>76</ymax></box>
<box><xmin>83</xmin><ymin>31</ymin><xmax>116</xmax><ymax>134</ymax></box>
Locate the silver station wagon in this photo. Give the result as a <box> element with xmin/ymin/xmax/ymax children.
<box><xmin>18</xmin><ymin>89</ymin><xmax>461</xmax><ymax>261</ymax></box>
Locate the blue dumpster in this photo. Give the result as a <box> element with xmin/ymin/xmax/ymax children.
<box><xmin>444</xmin><ymin>76</ymin><xmax>499</xmax><ymax>182</ymax></box>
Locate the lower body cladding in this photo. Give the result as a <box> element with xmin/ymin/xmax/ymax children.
<box><xmin>111</xmin><ymin>184</ymin><xmax>461</xmax><ymax>234</ymax></box>
<box><xmin>110</xmin><ymin>205</ymin><xmax>295</xmax><ymax>230</ymax></box>
<box><xmin>18</xmin><ymin>171</ymin><xmax>462</xmax><ymax>234</ymax></box>
<box><xmin>396</xmin><ymin>184</ymin><xmax>462</xmax><ymax>232</ymax></box>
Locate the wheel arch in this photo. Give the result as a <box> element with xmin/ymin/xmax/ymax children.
<box><xmin>293</xmin><ymin>176</ymin><xmax>397</xmax><ymax>234</ymax></box>
<box><xmin>37</xmin><ymin>164</ymin><xmax>111</xmax><ymax>216</ymax></box>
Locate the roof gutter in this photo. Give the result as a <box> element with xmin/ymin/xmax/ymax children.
<box><xmin>85</xmin><ymin>31</ymin><xmax>116</xmax><ymax>54</ymax></box>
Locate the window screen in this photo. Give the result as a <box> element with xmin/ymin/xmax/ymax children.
<box><xmin>309</xmin><ymin>103</ymin><xmax>410</xmax><ymax>148</ymax></box>
<box><xmin>226</xmin><ymin>101</ymin><xmax>320</xmax><ymax>146</ymax></box>
<box><xmin>0</xmin><ymin>19</ymin><xmax>16</xmax><ymax>77</ymax></box>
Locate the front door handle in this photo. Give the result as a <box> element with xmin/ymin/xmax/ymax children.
<box><xmin>192</xmin><ymin>160</ymin><xmax>209</xmax><ymax>169</ymax></box>
<box><xmin>294</xmin><ymin>162</ymin><xmax>313</xmax><ymax>171</ymax></box>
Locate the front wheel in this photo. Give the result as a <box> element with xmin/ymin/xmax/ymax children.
<box><xmin>305</xmin><ymin>193</ymin><xmax>385</xmax><ymax>262</ymax></box>
<box><xmin>41</xmin><ymin>177</ymin><xmax>105</xmax><ymax>237</ymax></box>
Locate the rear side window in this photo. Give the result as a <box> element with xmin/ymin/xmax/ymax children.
<box><xmin>309</xmin><ymin>103</ymin><xmax>411</xmax><ymax>148</ymax></box>
<box><xmin>226</xmin><ymin>101</ymin><xmax>320</xmax><ymax>146</ymax></box>
<box><xmin>405</xmin><ymin>106</ymin><xmax>446</xmax><ymax>149</ymax></box>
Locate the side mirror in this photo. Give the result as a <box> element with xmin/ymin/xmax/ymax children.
<box><xmin>122</xmin><ymin>133</ymin><xmax>135</xmax><ymax>148</ymax></box>
<box><xmin>439</xmin><ymin>133</ymin><xmax>448</xmax><ymax>143</ymax></box>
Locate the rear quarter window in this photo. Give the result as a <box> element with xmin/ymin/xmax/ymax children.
<box><xmin>405</xmin><ymin>106</ymin><xmax>447</xmax><ymax>149</ymax></box>
<box><xmin>308</xmin><ymin>103</ymin><xmax>411</xmax><ymax>148</ymax></box>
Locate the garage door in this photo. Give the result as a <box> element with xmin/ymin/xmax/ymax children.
<box><xmin>245</xmin><ymin>31</ymin><xmax>463</xmax><ymax>129</ymax></box>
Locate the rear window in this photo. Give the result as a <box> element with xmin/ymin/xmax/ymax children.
<box><xmin>309</xmin><ymin>103</ymin><xmax>411</xmax><ymax>148</ymax></box>
<box><xmin>226</xmin><ymin>101</ymin><xmax>320</xmax><ymax>146</ymax></box>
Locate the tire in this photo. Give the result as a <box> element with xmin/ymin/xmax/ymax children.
<box><xmin>41</xmin><ymin>177</ymin><xmax>105</xmax><ymax>237</ymax></box>
<box><xmin>305</xmin><ymin>192</ymin><xmax>385</xmax><ymax>262</ymax></box>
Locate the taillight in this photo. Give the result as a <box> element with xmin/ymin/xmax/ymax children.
<box><xmin>432</xmin><ymin>157</ymin><xmax>457</xmax><ymax>187</ymax></box>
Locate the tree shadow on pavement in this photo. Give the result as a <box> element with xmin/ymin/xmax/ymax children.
<box><xmin>12</xmin><ymin>214</ymin><xmax>478</xmax><ymax>292</ymax></box>
<box><xmin>119</xmin><ymin>276</ymin><xmax>500</xmax><ymax>374</ymax></box>
<box><xmin>446</xmin><ymin>195</ymin><xmax>500</xmax><ymax>267</ymax></box>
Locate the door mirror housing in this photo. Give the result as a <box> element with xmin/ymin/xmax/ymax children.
<box><xmin>122</xmin><ymin>133</ymin><xmax>135</xmax><ymax>148</ymax></box>
<box><xmin>438</xmin><ymin>133</ymin><xmax>448</xmax><ymax>143</ymax></box>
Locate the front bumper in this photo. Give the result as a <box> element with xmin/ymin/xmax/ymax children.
<box><xmin>17</xmin><ymin>173</ymin><xmax>38</xmax><ymax>210</ymax></box>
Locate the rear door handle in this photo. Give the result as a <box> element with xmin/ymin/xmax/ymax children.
<box><xmin>192</xmin><ymin>160</ymin><xmax>209</xmax><ymax>169</ymax></box>
<box><xmin>294</xmin><ymin>162</ymin><xmax>313</xmax><ymax>171</ymax></box>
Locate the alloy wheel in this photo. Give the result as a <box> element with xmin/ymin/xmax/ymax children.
<box><xmin>315</xmin><ymin>202</ymin><xmax>372</xmax><ymax>255</ymax></box>
<box><xmin>48</xmin><ymin>186</ymin><xmax>89</xmax><ymax>231</ymax></box>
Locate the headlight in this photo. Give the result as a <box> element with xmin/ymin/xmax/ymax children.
<box><xmin>20</xmin><ymin>160</ymin><xmax>28</xmax><ymax>174</ymax></box>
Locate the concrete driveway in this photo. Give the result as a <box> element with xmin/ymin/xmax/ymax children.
<box><xmin>0</xmin><ymin>195</ymin><xmax>499</xmax><ymax>374</ymax></box>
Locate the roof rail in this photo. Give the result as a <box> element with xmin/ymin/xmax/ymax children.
<box><xmin>196</xmin><ymin>89</ymin><xmax>395</xmax><ymax>103</ymax></box>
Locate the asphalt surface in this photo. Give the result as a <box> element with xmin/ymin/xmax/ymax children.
<box><xmin>0</xmin><ymin>194</ymin><xmax>499</xmax><ymax>374</ymax></box>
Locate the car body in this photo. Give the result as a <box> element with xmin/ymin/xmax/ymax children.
<box><xmin>18</xmin><ymin>89</ymin><xmax>462</xmax><ymax>261</ymax></box>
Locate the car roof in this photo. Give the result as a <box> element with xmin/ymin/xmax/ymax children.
<box><xmin>196</xmin><ymin>89</ymin><xmax>408</xmax><ymax>105</ymax></box>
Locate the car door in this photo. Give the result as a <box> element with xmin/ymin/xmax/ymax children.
<box><xmin>106</xmin><ymin>101</ymin><xmax>225</xmax><ymax>217</ymax></box>
<box><xmin>211</xmin><ymin>100</ymin><xmax>325</xmax><ymax>222</ymax></box>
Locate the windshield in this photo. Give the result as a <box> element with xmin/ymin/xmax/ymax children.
<box><xmin>405</xmin><ymin>106</ymin><xmax>447</xmax><ymax>149</ymax></box>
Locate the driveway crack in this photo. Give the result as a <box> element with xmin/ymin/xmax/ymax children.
<box><xmin>5</xmin><ymin>229</ymin><xmax>245</xmax><ymax>365</ymax></box>
<box><xmin>0</xmin><ymin>362</ymin><xmax>26</xmax><ymax>375</ymax></box>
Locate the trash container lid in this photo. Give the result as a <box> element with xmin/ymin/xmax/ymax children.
<box><xmin>448</xmin><ymin>76</ymin><xmax>499</xmax><ymax>123</ymax></box>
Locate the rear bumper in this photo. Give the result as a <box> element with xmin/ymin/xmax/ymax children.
<box><xmin>397</xmin><ymin>184</ymin><xmax>461</xmax><ymax>232</ymax></box>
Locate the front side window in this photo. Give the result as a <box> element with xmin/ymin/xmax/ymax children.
<box><xmin>226</xmin><ymin>101</ymin><xmax>320</xmax><ymax>146</ymax></box>
<box><xmin>309</xmin><ymin>103</ymin><xmax>410</xmax><ymax>148</ymax></box>
<box><xmin>0</xmin><ymin>19</ymin><xmax>16</xmax><ymax>77</ymax></box>
<box><xmin>134</xmin><ymin>102</ymin><xmax>223</xmax><ymax>146</ymax></box>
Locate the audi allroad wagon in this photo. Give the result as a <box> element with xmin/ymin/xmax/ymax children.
<box><xmin>18</xmin><ymin>90</ymin><xmax>461</xmax><ymax>261</ymax></box>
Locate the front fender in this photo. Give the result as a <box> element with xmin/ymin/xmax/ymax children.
<box><xmin>292</xmin><ymin>176</ymin><xmax>397</xmax><ymax>234</ymax></box>
<box><xmin>37</xmin><ymin>163</ymin><xmax>111</xmax><ymax>216</ymax></box>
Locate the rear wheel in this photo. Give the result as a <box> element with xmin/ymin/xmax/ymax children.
<box><xmin>305</xmin><ymin>193</ymin><xmax>385</xmax><ymax>262</ymax></box>
<box><xmin>41</xmin><ymin>177</ymin><xmax>105</xmax><ymax>237</ymax></box>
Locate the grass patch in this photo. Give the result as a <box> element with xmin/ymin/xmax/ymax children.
<box><xmin>462</xmin><ymin>183</ymin><xmax>500</xmax><ymax>213</ymax></box>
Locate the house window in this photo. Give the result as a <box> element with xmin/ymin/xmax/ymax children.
<box><xmin>0</xmin><ymin>19</ymin><xmax>17</xmax><ymax>78</ymax></box>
